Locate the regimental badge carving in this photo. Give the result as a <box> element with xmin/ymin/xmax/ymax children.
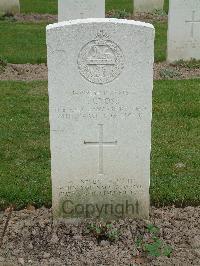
<box><xmin>77</xmin><ymin>30</ymin><xmax>125</xmax><ymax>84</ymax></box>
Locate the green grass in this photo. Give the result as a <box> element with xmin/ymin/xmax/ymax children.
<box><xmin>0</xmin><ymin>80</ymin><xmax>199</xmax><ymax>210</ymax></box>
<box><xmin>0</xmin><ymin>21</ymin><xmax>46</xmax><ymax>64</ymax></box>
<box><xmin>154</xmin><ymin>22</ymin><xmax>167</xmax><ymax>62</ymax></box>
<box><xmin>20</xmin><ymin>0</ymin><xmax>57</xmax><ymax>14</ymax></box>
<box><xmin>0</xmin><ymin>81</ymin><xmax>51</xmax><ymax>209</ymax></box>
<box><xmin>106</xmin><ymin>0</ymin><xmax>133</xmax><ymax>13</ymax></box>
<box><xmin>151</xmin><ymin>80</ymin><xmax>200</xmax><ymax>207</ymax></box>
<box><xmin>19</xmin><ymin>0</ymin><xmax>169</xmax><ymax>14</ymax></box>
<box><xmin>19</xmin><ymin>0</ymin><xmax>133</xmax><ymax>14</ymax></box>
<box><xmin>0</xmin><ymin>20</ymin><xmax>167</xmax><ymax>64</ymax></box>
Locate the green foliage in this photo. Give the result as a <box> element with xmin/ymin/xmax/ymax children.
<box><xmin>109</xmin><ymin>9</ymin><xmax>131</xmax><ymax>19</ymax></box>
<box><xmin>86</xmin><ymin>222</ymin><xmax>119</xmax><ymax>242</ymax></box>
<box><xmin>163</xmin><ymin>245</ymin><xmax>173</xmax><ymax>257</ymax></box>
<box><xmin>153</xmin><ymin>9</ymin><xmax>167</xmax><ymax>16</ymax></box>
<box><xmin>146</xmin><ymin>224</ymin><xmax>159</xmax><ymax>235</ymax></box>
<box><xmin>172</xmin><ymin>59</ymin><xmax>200</xmax><ymax>69</ymax></box>
<box><xmin>135</xmin><ymin>224</ymin><xmax>173</xmax><ymax>258</ymax></box>
<box><xmin>159</xmin><ymin>67</ymin><xmax>181</xmax><ymax>79</ymax></box>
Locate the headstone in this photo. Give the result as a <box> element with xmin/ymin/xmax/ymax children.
<box><xmin>58</xmin><ymin>0</ymin><xmax>105</xmax><ymax>22</ymax></box>
<box><xmin>46</xmin><ymin>18</ymin><xmax>154</xmax><ymax>220</ymax></box>
<box><xmin>134</xmin><ymin>0</ymin><xmax>164</xmax><ymax>13</ymax></box>
<box><xmin>167</xmin><ymin>0</ymin><xmax>200</xmax><ymax>62</ymax></box>
<box><xmin>0</xmin><ymin>0</ymin><xmax>20</xmax><ymax>16</ymax></box>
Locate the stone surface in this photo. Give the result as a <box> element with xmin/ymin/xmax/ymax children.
<box><xmin>0</xmin><ymin>0</ymin><xmax>20</xmax><ymax>16</ymax></box>
<box><xmin>134</xmin><ymin>0</ymin><xmax>164</xmax><ymax>13</ymax></box>
<box><xmin>46</xmin><ymin>18</ymin><xmax>154</xmax><ymax>220</ymax></box>
<box><xmin>167</xmin><ymin>0</ymin><xmax>200</xmax><ymax>62</ymax></box>
<box><xmin>58</xmin><ymin>0</ymin><xmax>105</xmax><ymax>22</ymax></box>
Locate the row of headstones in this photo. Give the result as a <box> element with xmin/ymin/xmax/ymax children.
<box><xmin>0</xmin><ymin>0</ymin><xmax>163</xmax><ymax>16</ymax></box>
<box><xmin>58</xmin><ymin>0</ymin><xmax>164</xmax><ymax>22</ymax></box>
<box><xmin>59</xmin><ymin>0</ymin><xmax>200</xmax><ymax>63</ymax></box>
<box><xmin>1</xmin><ymin>0</ymin><xmax>199</xmax><ymax>62</ymax></box>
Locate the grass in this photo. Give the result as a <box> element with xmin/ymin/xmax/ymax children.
<box><xmin>0</xmin><ymin>21</ymin><xmax>46</xmax><ymax>64</ymax></box>
<box><xmin>106</xmin><ymin>0</ymin><xmax>133</xmax><ymax>13</ymax></box>
<box><xmin>154</xmin><ymin>22</ymin><xmax>167</xmax><ymax>62</ymax></box>
<box><xmin>151</xmin><ymin>80</ymin><xmax>200</xmax><ymax>207</ymax></box>
<box><xmin>19</xmin><ymin>0</ymin><xmax>169</xmax><ymax>14</ymax></box>
<box><xmin>0</xmin><ymin>81</ymin><xmax>51</xmax><ymax>209</ymax></box>
<box><xmin>0</xmin><ymin>20</ymin><xmax>167</xmax><ymax>64</ymax></box>
<box><xmin>20</xmin><ymin>0</ymin><xmax>57</xmax><ymax>14</ymax></box>
<box><xmin>0</xmin><ymin>80</ymin><xmax>199</xmax><ymax>210</ymax></box>
<box><xmin>19</xmin><ymin>0</ymin><xmax>133</xmax><ymax>14</ymax></box>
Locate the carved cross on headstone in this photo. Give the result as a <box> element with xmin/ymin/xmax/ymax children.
<box><xmin>84</xmin><ymin>124</ymin><xmax>117</xmax><ymax>175</ymax></box>
<box><xmin>186</xmin><ymin>10</ymin><xmax>200</xmax><ymax>38</ymax></box>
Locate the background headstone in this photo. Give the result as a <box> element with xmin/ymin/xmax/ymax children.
<box><xmin>47</xmin><ymin>18</ymin><xmax>154</xmax><ymax>220</ymax></box>
<box><xmin>0</xmin><ymin>0</ymin><xmax>20</xmax><ymax>16</ymax></box>
<box><xmin>134</xmin><ymin>0</ymin><xmax>164</xmax><ymax>13</ymax></box>
<box><xmin>58</xmin><ymin>0</ymin><xmax>105</xmax><ymax>22</ymax></box>
<box><xmin>167</xmin><ymin>0</ymin><xmax>200</xmax><ymax>62</ymax></box>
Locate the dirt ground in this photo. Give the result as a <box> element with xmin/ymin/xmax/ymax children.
<box><xmin>0</xmin><ymin>206</ymin><xmax>199</xmax><ymax>265</ymax></box>
<box><xmin>0</xmin><ymin>62</ymin><xmax>200</xmax><ymax>81</ymax></box>
<box><xmin>12</xmin><ymin>12</ymin><xmax>167</xmax><ymax>24</ymax></box>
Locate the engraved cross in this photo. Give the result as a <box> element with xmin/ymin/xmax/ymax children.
<box><xmin>186</xmin><ymin>11</ymin><xmax>200</xmax><ymax>38</ymax></box>
<box><xmin>84</xmin><ymin>124</ymin><xmax>117</xmax><ymax>175</ymax></box>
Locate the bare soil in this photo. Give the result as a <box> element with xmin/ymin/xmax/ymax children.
<box><xmin>0</xmin><ymin>206</ymin><xmax>199</xmax><ymax>265</ymax></box>
<box><xmin>0</xmin><ymin>62</ymin><xmax>200</xmax><ymax>81</ymax></box>
<box><xmin>13</xmin><ymin>14</ymin><xmax>57</xmax><ymax>24</ymax></box>
<box><xmin>0</xmin><ymin>64</ymin><xmax>47</xmax><ymax>81</ymax></box>
<box><xmin>12</xmin><ymin>12</ymin><xmax>167</xmax><ymax>24</ymax></box>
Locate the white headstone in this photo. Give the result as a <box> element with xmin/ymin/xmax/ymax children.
<box><xmin>0</xmin><ymin>0</ymin><xmax>20</xmax><ymax>16</ymax></box>
<box><xmin>134</xmin><ymin>0</ymin><xmax>164</xmax><ymax>13</ymax></box>
<box><xmin>167</xmin><ymin>0</ymin><xmax>200</xmax><ymax>62</ymax></box>
<box><xmin>46</xmin><ymin>18</ymin><xmax>154</xmax><ymax>220</ymax></box>
<box><xmin>58</xmin><ymin>0</ymin><xmax>105</xmax><ymax>22</ymax></box>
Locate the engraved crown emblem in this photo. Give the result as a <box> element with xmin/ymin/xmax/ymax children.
<box><xmin>96</xmin><ymin>30</ymin><xmax>110</xmax><ymax>40</ymax></box>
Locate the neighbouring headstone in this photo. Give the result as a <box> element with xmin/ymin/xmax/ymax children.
<box><xmin>58</xmin><ymin>0</ymin><xmax>105</xmax><ymax>22</ymax></box>
<box><xmin>167</xmin><ymin>0</ymin><xmax>200</xmax><ymax>62</ymax></box>
<box><xmin>47</xmin><ymin>18</ymin><xmax>154</xmax><ymax>220</ymax></box>
<box><xmin>134</xmin><ymin>0</ymin><xmax>164</xmax><ymax>13</ymax></box>
<box><xmin>0</xmin><ymin>0</ymin><xmax>20</xmax><ymax>16</ymax></box>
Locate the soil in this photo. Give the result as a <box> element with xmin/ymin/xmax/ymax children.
<box><xmin>12</xmin><ymin>12</ymin><xmax>167</xmax><ymax>24</ymax></box>
<box><xmin>0</xmin><ymin>206</ymin><xmax>199</xmax><ymax>265</ymax></box>
<box><xmin>13</xmin><ymin>14</ymin><xmax>57</xmax><ymax>24</ymax></box>
<box><xmin>0</xmin><ymin>62</ymin><xmax>200</xmax><ymax>81</ymax></box>
<box><xmin>0</xmin><ymin>64</ymin><xmax>47</xmax><ymax>81</ymax></box>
